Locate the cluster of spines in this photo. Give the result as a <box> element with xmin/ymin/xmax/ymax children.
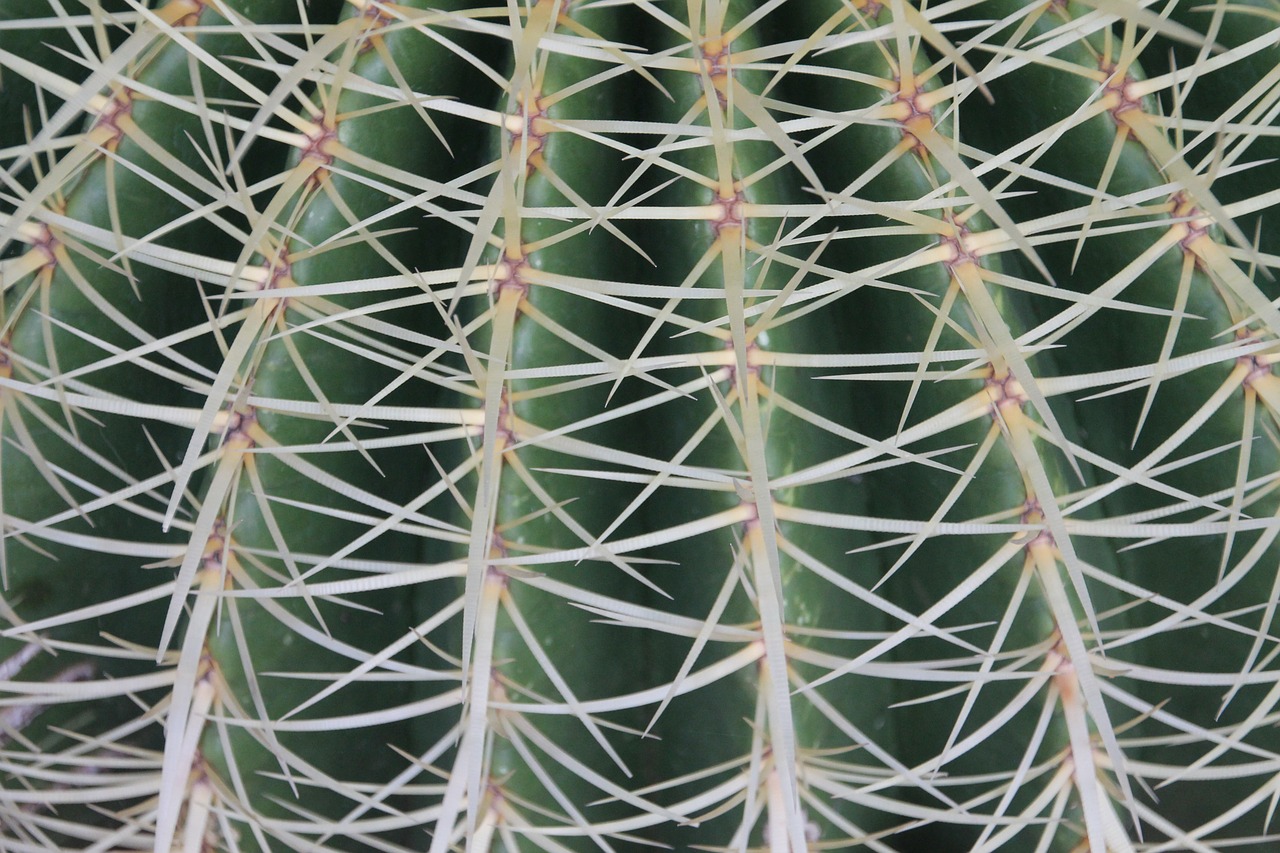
<box><xmin>2</xmin><ymin>1</ymin><xmax>1280</xmax><ymax>851</ymax></box>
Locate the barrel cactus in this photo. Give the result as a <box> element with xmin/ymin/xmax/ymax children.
<box><xmin>2</xmin><ymin>0</ymin><xmax>1279</xmax><ymax>850</ymax></box>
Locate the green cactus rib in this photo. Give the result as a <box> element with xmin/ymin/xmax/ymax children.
<box><xmin>0</xmin><ymin>0</ymin><xmax>312</xmax><ymax>845</ymax></box>
<box><xmin>151</xmin><ymin>3</ymin><xmax>482</xmax><ymax>850</ymax></box>
<box><xmin>423</xmin><ymin>3</ymin><xmax>663</xmax><ymax>848</ymax></box>
<box><xmin>771</xmin><ymin>3</ymin><xmax>1137</xmax><ymax>850</ymax></box>
<box><xmin>624</xmin><ymin>5</ymin><xmax>902</xmax><ymax>848</ymax></box>
<box><xmin>957</xmin><ymin>2</ymin><xmax>1280</xmax><ymax>847</ymax></box>
<box><xmin>1</xmin><ymin>1</ymin><xmax>1280</xmax><ymax>851</ymax></box>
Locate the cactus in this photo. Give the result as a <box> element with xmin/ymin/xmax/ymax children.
<box><xmin>2</xmin><ymin>0</ymin><xmax>1280</xmax><ymax>850</ymax></box>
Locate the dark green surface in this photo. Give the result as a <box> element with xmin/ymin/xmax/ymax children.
<box><xmin>415</xmin><ymin>3</ymin><xmax>663</xmax><ymax>849</ymax></box>
<box><xmin>195</xmin><ymin>2</ymin><xmax>466</xmax><ymax>848</ymax></box>
<box><xmin>962</xmin><ymin>0</ymin><xmax>1280</xmax><ymax>846</ymax></box>
<box><xmin>632</xmin><ymin>5</ymin><xmax>897</xmax><ymax>847</ymax></box>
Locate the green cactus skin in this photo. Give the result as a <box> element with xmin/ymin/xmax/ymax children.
<box><xmin>774</xmin><ymin>3</ymin><xmax>1132</xmax><ymax>849</ymax></box>
<box><xmin>1</xmin><ymin>1</ymin><xmax>1280</xmax><ymax>851</ymax></box>
<box><xmin>1146</xmin><ymin>0</ymin><xmax>1280</xmax><ymax>259</ymax></box>
<box><xmin>958</xmin><ymin>2</ymin><xmax>1280</xmax><ymax>847</ymax></box>
<box><xmin>141</xmin><ymin>1</ymin><xmax>510</xmax><ymax>849</ymax></box>
<box><xmin>626</xmin><ymin>5</ymin><xmax>901</xmax><ymax>848</ymax></box>
<box><xmin>0</xmin><ymin>1</ymin><xmax>309</xmax><ymax>845</ymax></box>
<box><xmin>422</xmin><ymin>3</ymin><xmax>663</xmax><ymax>849</ymax></box>
<box><xmin>0</xmin><ymin>1</ymin><xmax>130</xmax><ymax>168</ymax></box>
<box><xmin>174</xmin><ymin>2</ymin><xmax>467</xmax><ymax>849</ymax></box>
